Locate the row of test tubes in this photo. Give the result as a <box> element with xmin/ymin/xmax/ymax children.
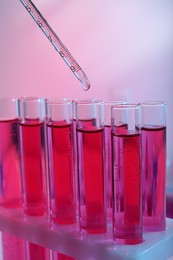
<box><xmin>0</xmin><ymin>98</ymin><xmax>166</xmax><ymax>251</ymax></box>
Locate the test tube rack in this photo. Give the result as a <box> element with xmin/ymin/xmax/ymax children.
<box><xmin>0</xmin><ymin>207</ymin><xmax>173</xmax><ymax>260</ymax></box>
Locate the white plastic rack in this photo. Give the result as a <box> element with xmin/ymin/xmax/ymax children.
<box><xmin>0</xmin><ymin>207</ymin><xmax>173</xmax><ymax>260</ymax></box>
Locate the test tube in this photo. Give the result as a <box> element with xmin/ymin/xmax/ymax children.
<box><xmin>104</xmin><ymin>100</ymin><xmax>126</xmax><ymax>220</ymax></box>
<box><xmin>46</xmin><ymin>99</ymin><xmax>76</xmax><ymax>225</ymax></box>
<box><xmin>52</xmin><ymin>252</ymin><xmax>76</xmax><ymax>260</ymax></box>
<box><xmin>141</xmin><ymin>101</ymin><xmax>167</xmax><ymax>231</ymax></box>
<box><xmin>19</xmin><ymin>97</ymin><xmax>48</xmax><ymax>217</ymax></box>
<box><xmin>72</xmin><ymin>98</ymin><xmax>96</xmax><ymax>217</ymax></box>
<box><xmin>76</xmin><ymin>100</ymin><xmax>106</xmax><ymax>234</ymax></box>
<box><xmin>25</xmin><ymin>242</ymin><xmax>50</xmax><ymax>260</ymax></box>
<box><xmin>0</xmin><ymin>98</ymin><xmax>22</xmax><ymax>208</ymax></box>
<box><xmin>111</xmin><ymin>104</ymin><xmax>143</xmax><ymax>244</ymax></box>
<box><xmin>2</xmin><ymin>233</ymin><xmax>26</xmax><ymax>260</ymax></box>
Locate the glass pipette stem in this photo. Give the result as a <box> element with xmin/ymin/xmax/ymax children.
<box><xmin>19</xmin><ymin>0</ymin><xmax>90</xmax><ymax>91</ymax></box>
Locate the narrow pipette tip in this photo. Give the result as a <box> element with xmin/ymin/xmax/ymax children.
<box><xmin>75</xmin><ymin>70</ymin><xmax>91</xmax><ymax>91</ymax></box>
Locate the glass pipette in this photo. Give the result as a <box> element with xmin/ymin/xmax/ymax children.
<box><xmin>19</xmin><ymin>0</ymin><xmax>90</xmax><ymax>91</ymax></box>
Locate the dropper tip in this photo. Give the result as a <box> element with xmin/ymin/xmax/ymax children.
<box><xmin>76</xmin><ymin>70</ymin><xmax>91</xmax><ymax>91</ymax></box>
<box><xmin>82</xmin><ymin>82</ymin><xmax>91</xmax><ymax>91</ymax></box>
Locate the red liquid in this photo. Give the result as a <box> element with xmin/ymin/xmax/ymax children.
<box><xmin>2</xmin><ymin>233</ymin><xmax>26</xmax><ymax>260</ymax></box>
<box><xmin>73</xmin><ymin>119</ymin><xmax>77</xmax><ymax>174</ymax></box>
<box><xmin>25</xmin><ymin>242</ymin><xmax>50</xmax><ymax>260</ymax></box>
<box><xmin>73</xmin><ymin>119</ymin><xmax>79</xmax><ymax>215</ymax></box>
<box><xmin>112</xmin><ymin>131</ymin><xmax>143</xmax><ymax>244</ymax></box>
<box><xmin>142</xmin><ymin>126</ymin><xmax>166</xmax><ymax>231</ymax></box>
<box><xmin>0</xmin><ymin>119</ymin><xmax>22</xmax><ymax>208</ymax></box>
<box><xmin>104</xmin><ymin>125</ymin><xmax>113</xmax><ymax>218</ymax></box>
<box><xmin>77</xmin><ymin>122</ymin><xmax>106</xmax><ymax>234</ymax></box>
<box><xmin>53</xmin><ymin>252</ymin><xmax>76</xmax><ymax>260</ymax></box>
<box><xmin>47</xmin><ymin>122</ymin><xmax>76</xmax><ymax>224</ymax></box>
<box><xmin>166</xmin><ymin>194</ymin><xmax>173</xmax><ymax>219</ymax></box>
<box><xmin>19</xmin><ymin>120</ymin><xmax>47</xmax><ymax>216</ymax></box>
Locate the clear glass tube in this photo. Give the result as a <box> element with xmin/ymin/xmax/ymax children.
<box><xmin>104</xmin><ymin>100</ymin><xmax>127</xmax><ymax>221</ymax></box>
<box><xmin>52</xmin><ymin>252</ymin><xmax>76</xmax><ymax>260</ymax></box>
<box><xmin>111</xmin><ymin>104</ymin><xmax>143</xmax><ymax>245</ymax></box>
<box><xmin>19</xmin><ymin>97</ymin><xmax>48</xmax><ymax>217</ymax></box>
<box><xmin>141</xmin><ymin>101</ymin><xmax>167</xmax><ymax>231</ymax></box>
<box><xmin>0</xmin><ymin>98</ymin><xmax>22</xmax><ymax>208</ymax></box>
<box><xmin>46</xmin><ymin>99</ymin><xmax>76</xmax><ymax>225</ymax></box>
<box><xmin>19</xmin><ymin>0</ymin><xmax>90</xmax><ymax>91</ymax></box>
<box><xmin>25</xmin><ymin>241</ymin><xmax>50</xmax><ymax>260</ymax></box>
<box><xmin>72</xmin><ymin>98</ymin><xmax>96</xmax><ymax>217</ymax></box>
<box><xmin>76</xmin><ymin>100</ymin><xmax>106</xmax><ymax>234</ymax></box>
<box><xmin>2</xmin><ymin>233</ymin><xmax>26</xmax><ymax>260</ymax></box>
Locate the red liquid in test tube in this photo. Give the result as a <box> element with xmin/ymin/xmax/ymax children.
<box><xmin>53</xmin><ymin>252</ymin><xmax>76</xmax><ymax>260</ymax></box>
<box><xmin>25</xmin><ymin>242</ymin><xmax>50</xmax><ymax>260</ymax></box>
<box><xmin>19</xmin><ymin>97</ymin><xmax>49</xmax><ymax>259</ymax></box>
<box><xmin>76</xmin><ymin>100</ymin><xmax>106</xmax><ymax>234</ymax></box>
<box><xmin>142</xmin><ymin>126</ymin><xmax>166</xmax><ymax>230</ymax></box>
<box><xmin>104</xmin><ymin>125</ymin><xmax>113</xmax><ymax>219</ymax></box>
<box><xmin>77</xmin><ymin>126</ymin><xmax>106</xmax><ymax>234</ymax></box>
<box><xmin>112</xmin><ymin>131</ymin><xmax>142</xmax><ymax>244</ymax></box>
<box><xmin>141</xmin><ymin>101</ymin><xmax>167</xmax><ymax>231</ymax></box>
<box><xmin>0</xmin><ymin>119</ymin><xmax>22</xmax><ymax>208</ymax></box>
<box><xmin>72</xmin><ymin>99</ymin><xmax>96</xmax><ymax>218</ymax></box>
<box><xmin>111</xmin><ymin>104</ymin><xmax>143</xmax><ymax>245</ymax></box>
<box><xmin>19</xmin><ymin>120</ymin><xmax>47</xmax><ymax>216</ymax></box>
<box><xmin>0</xmin><ymin>98</ymin><xmax>22</xmax><ymax>208</ymax></box>
<box><xmin>2</xmin><ymin>233</ymin><xmax>26</xmax><ymax>260</ymax></box>
<box><xmin>19</xmin><ymin>97</ymin><xmax>48</xmax><ymax>217</ymax></box>
<box><xmin>47</xmin><ymin>122</ymin><xmax>76</xmax><ymax>224</ymax></box>
<box><xmin>46</xmin><ymin>99</ymin><xmax>76</xmax><ymax>225</ymax></box>
<box><xmin>73</xmin><ymin>118</ymin><xmax>79</xmax><ymax>215</ymax></box>
<box><xmin>104</xmin><ymin>101</ymin><xmax>126</xmax><ymax>220</ymax></box>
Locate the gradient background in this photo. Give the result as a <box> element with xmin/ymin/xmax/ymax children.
<box><xmin>0</xmin><ymin>0</ymin><xmax>173</xmax><ymax>257</ymax></box>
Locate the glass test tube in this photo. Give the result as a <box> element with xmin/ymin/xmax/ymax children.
<box><xmin>76</xmin><ymin>100</ymin><xmax>106</xmax><ymax>234</ymax></box>
<box><xmin>72</xmin><ymin>100</ymin><xmax>78</xmax><ymax>217</ymax></box>
<box><xmin>19</xmin><ymin>97</ymin><xmax>48</xmax><ymax>217</ymax></box>
<box><xmin>0</xmin><ymin>98</ymin><xmax>22</xmax><ymax>208</ymax></box>
<box><xmin>73</xmin><ymin>98</ymin><xmax>96</xmax><ymax>217</ymax></box>
<box><xmin>52</xmin><ymin>252</ymin><xmax>76</xmax><ymax>260</ymax></box>
<box><xmin>104</xmin><ymin>100</ymin><xmax>126</xmax><ymax>220</ymax></box>
<box><xmin>25</xmin><ymin>242</ymin><xmax>50</xmax><ymax>260</ymax></box>
<box><xmin>141</xmin><ymin>101</ymin><xmax>166</xmax><ymax>231</ymax></box>
<box><xmin>46</xmin><ymin>99</ymin><xmax>76</xmax><ymax>225</ymax></box>
<box><xmin>112</xmin><ymin>104</ymin><xmax>143</xmax><ymax>244</ymax></box>
<box><xmin>2</xmin><ymin>233</ymin><xmax>26</xmax><ymax>260</ymax></box>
